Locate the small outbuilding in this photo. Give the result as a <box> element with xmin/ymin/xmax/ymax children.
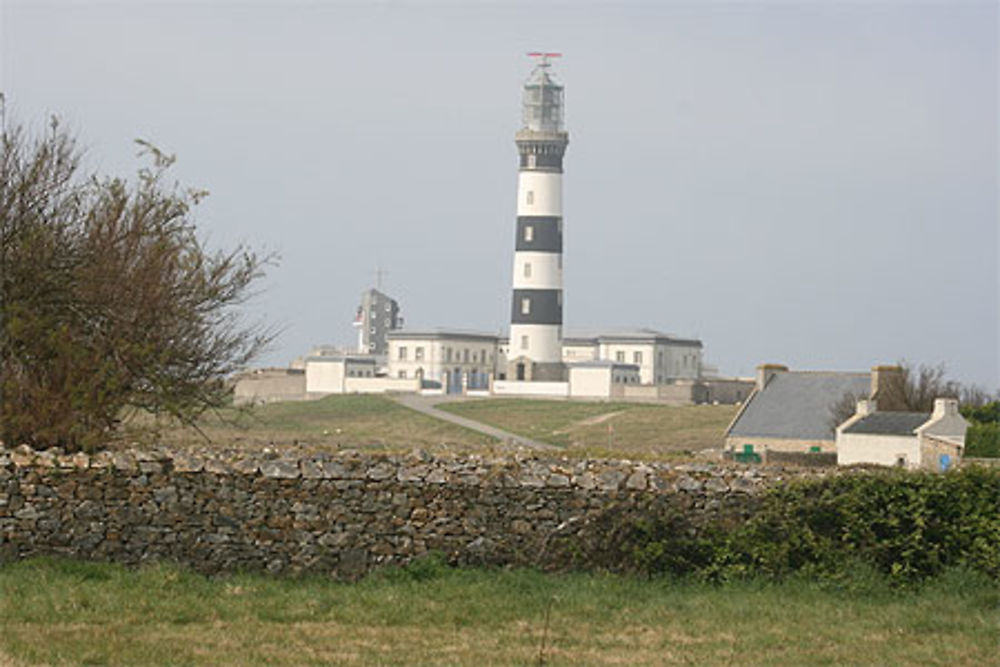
<box><xmin>836</xmin><ymin>398</ymin><xmax>967</xmax><ymax>471</ymax></box>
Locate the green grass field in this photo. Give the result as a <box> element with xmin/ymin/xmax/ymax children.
<box><xmin>1</xmin><ymin>558</ymin><xmax>996</xmax><ymax>665</ymax></box>
<box><xmin>136</xmin><ymin>395</ymin><xmax>735</xmax><ymax>461</ymax></box>
<box><xmin>145</xmin><ymin>395</ymin><xmax>496</xmax><ymax>454</ymax></box>
<box><xmin>437</xmin><ymin>399</ymin><xmax>737</xmax><ymax>458</ymax></box>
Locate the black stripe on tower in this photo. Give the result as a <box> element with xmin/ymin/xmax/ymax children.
<box><xmin>515</xmin><ymin>216</ymin><xmax>562</xmax><ymax>253</ymax></box>
<box><xmin>511</xmin><ymin>288</ymin><xmax>562</xmax><ymax>325</ymax></box>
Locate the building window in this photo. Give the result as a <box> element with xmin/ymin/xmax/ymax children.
<box><xmin>523</xmin><ymin>262</ymin><xmax>532</xmax><ymax>278</ymax></box>
<box><xmin>558</xmin><ymin>255</ymin><xmax>562</xmax><ymax>269</ymax></box>
<box><xmin>633</xmin><ymin>351</ymin><xmax>642</xmax><ymax>364</ymax></box>
<box><xmin>521</xmin><ymin>298</ymin><xmax>531</xmax><ymax>315</ymax></box>
<box><xmin>463</xmin><ymin>349</ymin><xmax>469</xmax><ymax>363</ymax></box>
<box><xmin>521</xmin><ymin>335</ymin><xmax>529</xmax><ymax>350</ymax></box>
<box><xmin>398</xmin><ymin>370</ymin><xmax>407</xmax><ymax>379</ymax></box>
<box><xmin>369</xmin><ymin>327</ymin><xmax>376</xmax><ymax>334</ymax></box>
<box><xmin>398</xmin><ymin>346</ymin><xmax>407</xmax><ymax>360</ymax></box>
<box><xmin>526</xmin><ymin>190</ymin><xmax>534</xmax><ymax>205</ymax></box>
<box><xmin>415</xmin><ymin>347</ymin><xmax>424</xmax><ymax>361</ymax></box>
<box><xmin>446</xmin><ymin>348</ymin><xmax>453</xmax><ymax>362</ymax></box>
<box><xmin>384</xmin><ymin>318</ymin><xmax>390</xmax><ymax>327</ymax></box>
<box><xmin>524</xmin><ymin>225</ymin><xmax>534</xmax><ymax>242</ymax></box>
<box><xmin>615</xmin><ymin>351</ymin><xmax>625</xmax><ymax>362</ymax></box>
<box><xmin>385</xmin><ymin>303</ymin><xmax>391</xmax><ymax>311</ymax></box>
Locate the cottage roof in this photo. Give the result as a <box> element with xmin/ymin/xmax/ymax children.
<box><xmin>727</xmin><ymin>371</ymin><xmax>871</xmax><ymax>441</ymax></box>
<box><xmin>842</xmin><ymin>412</ymin><xmax>930</xmax><ymax>436</ymax></box>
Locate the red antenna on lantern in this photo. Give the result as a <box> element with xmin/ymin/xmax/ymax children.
<box><xmin>527</xmin><ymin>52</ymin><xmax>562</xmax><ymax>67</ymax></box>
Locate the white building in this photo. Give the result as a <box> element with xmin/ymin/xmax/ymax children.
<box><xmin>836</xmin><ymin>398</ymin><xmax>968</xmax><ymax>471</ymax></box>
<box><xmin>562</xmin><ymin>330</ymin><xmax>703</xmax><ymax>385</ymax></box>
<box><xmin>386</xmin><ymin>330</ymin><xmax>501</xmax><ymax>393</ymax></box>
<box><xmin>304</xmin><ymin>355</ymin><xmax>419</xmax><ymax>396</ymax></box>
<box><xmin>568</xmin><ymin>361</ymin><xmax>641</xmax><ymax>399</ymax></box>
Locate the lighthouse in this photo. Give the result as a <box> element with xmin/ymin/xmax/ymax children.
<box><xmin>507</xmin><ymin>53</ymin><xmax>569</xmax><ymax>382</ymax></box>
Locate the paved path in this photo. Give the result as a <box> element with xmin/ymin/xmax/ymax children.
<box><xmin>391</xmin><ymin>394</ymin><xmax>558</xmax><ymax>451</ymax></box>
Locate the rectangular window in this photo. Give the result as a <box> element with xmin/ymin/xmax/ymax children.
<box><xmin>463</xmin><ymin>349</ymin><xmax>469</xmax><ymax>363</ymax></box>
<box><xmin>633</xmin><ymin>351</ymin><xmax>642</xmax><ymax>364</ymax></box>
<box><xmin>523</xmin><ymin>262</ymin><xmax>532</xmax><ymax>278</ymax></box>
<box><xmin>415</xmin><ymin>347</ymin><xmax>424</xmax><ymax>361</ymax></box>
<box><xmin>615</xmin><ymin>351</ymin><xmax>625</xmax><ymax>363</ymax></box>
<box><xmin>521</xmin><ymin>297</ymin><xmax>531</xmax><ymax>315</ymax></box>
<box><xmin>446</xmin><ymin>348</ymin><xmax>453</xmax><ymax>362</ymax></box>
<box><xmin>398</xmin><ymin>370</ymin><xmax>407</xmax><ymax>379</ymax></box>
<box><xmin>526</xmin><ymin>191</ymin><xmax>534</xmax><ymax>205</ymax></box>
<box><xmin>521</xmin><ymin>335</ymin><xmax>529</xmax><ymax>350</ymax></box>
<box><xmin>524</xmin><ymin>225</ymin><xmax>534</xmax><ymax>242</ymax></box>
<box><xmin>398</xmin><ymin>346</ymin><xmax>407</xmax><ymax>360</ymax></box>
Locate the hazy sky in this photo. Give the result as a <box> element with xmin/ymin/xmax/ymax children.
<box><xmin>2</xmin><ymin>0</ymin><xmax>997</xmax><ymax>388</ymax></box>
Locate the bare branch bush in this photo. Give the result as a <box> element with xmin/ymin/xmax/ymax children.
<box><xmin>0</xmin><ymin>116</ymin><xmax>274</xmax><ymax>452</ymax></box>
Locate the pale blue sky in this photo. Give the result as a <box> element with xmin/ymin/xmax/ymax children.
<box><xmin>2</xmin><ymin>1</ymin><xmax>997</xmax><ymax>387</ymax></box>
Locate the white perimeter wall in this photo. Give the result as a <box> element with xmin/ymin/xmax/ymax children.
<box><xmin>493</xmin><ymin>380</ymin><xmax>569</xmax><ymax>397</ymax></box>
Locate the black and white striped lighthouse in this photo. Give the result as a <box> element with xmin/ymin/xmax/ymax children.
<box><xmin>508</xmin><ymin>53</ymin><xmax>569</xmax><ymax>382</ymax></box>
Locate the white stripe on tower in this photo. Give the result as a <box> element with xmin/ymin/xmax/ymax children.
<box><xmin>510</xmin><ymin>53</ymin><xmax>568</xmax><ymax>368</ymax></box>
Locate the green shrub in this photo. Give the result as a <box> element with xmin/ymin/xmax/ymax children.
<box><xmin>597</xmin><ymin>467</ymin><xmax>1000</xmax><ymax>584</ymax></box>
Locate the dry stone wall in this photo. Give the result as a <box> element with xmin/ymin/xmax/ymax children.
<box><xmin>0</xmin><ymin>444</ymin><xmax>832</xmax><ymax>577</ymax></box>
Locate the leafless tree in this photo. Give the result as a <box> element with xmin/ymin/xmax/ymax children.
<box><xmin>830</xmin><ymin>361</ymin><xmax>983</xmax><ymax>429</ymax></box>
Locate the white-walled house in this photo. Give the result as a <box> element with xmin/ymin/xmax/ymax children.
<box><xmin>836</xmin><ymin>399</ymin><xmax>968</xmax><ymax>471</ymax></box>
<box><xmin>386</xmin><ymin>330</ymin><xmax>501</xmax><ymax>393</ymax></box>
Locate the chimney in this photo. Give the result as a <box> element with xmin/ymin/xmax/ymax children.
<box><xmin>932</xmin><ymin>398</ymin><xmax>959</xmax><ymax>420</ymax></box>
<box><xmin>856</xmin><ymin>399</ymin><xmax>876</xmax><ymax>417</ymax></box>
<box><xmin>871</xmin><ymin>365</ymin><xmax>905</xmax><ymax>411</ymax></box>
<box><xmin>756</xmin><ymin>363</ymin><xmax>788</xmax><ymax>391</ymax></box>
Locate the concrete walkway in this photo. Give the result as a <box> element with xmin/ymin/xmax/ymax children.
<box><xmin>391</xmin><ymin>394</ymin><xmax>558</xmax><ymax>451</ymax></box>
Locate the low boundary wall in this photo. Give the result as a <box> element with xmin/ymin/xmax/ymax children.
<box><xmin>0</xmin><ymin>445</ymin><xmax>832</xmax><ymax>577</ymax></box>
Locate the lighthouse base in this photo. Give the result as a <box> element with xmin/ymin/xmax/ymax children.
<box><xmin>506</xmin><ymin>357</ymin><xmax>567</xmax><ymax>383</ymax></box>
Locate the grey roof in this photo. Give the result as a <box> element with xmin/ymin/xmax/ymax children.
<box><xmin>563</xmin><ymin>328</ymin><xmax>702</xmax><ymax>347</ymax></box>
<box><xmin>386</xmin><ymin>329</ymin><xmax>500</xmax><ymax>342</ymax></box>
<box><xmin>569</xmin><ymin>360</ymin><xmax>640</xmax><ymax>370</ymax></box>
<box><xmin>305</xmin><ymin>355</ymin><xmax>376</xmax><ymax>364</ymax></box>
<box><xmin>727</xmin><ymin>372</ymin><xmax>871</xmax><ymax>441</ymax></box>
<box><xmin>842</xmin><ymin>412</ymin><xmax>930</xmax><ymax>436</ymax></box>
